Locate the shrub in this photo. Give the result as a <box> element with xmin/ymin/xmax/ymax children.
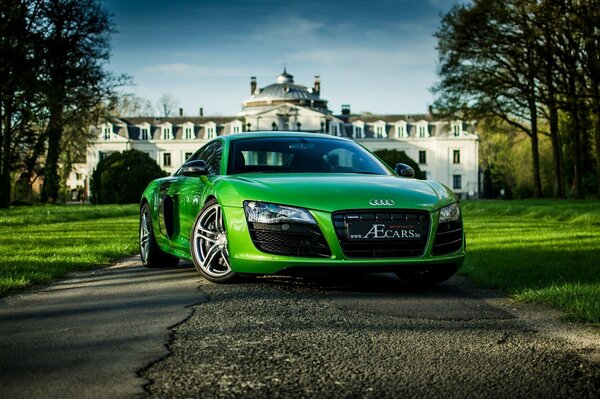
<box><xmin>373</xmin><ymin>149</ymin><xmax>423</xmax><ymax>179</ymax></box>
<box><xmin>91</xmin><ymin>150</ymin><xmax>167</xmax><ymax>204</ymax></box>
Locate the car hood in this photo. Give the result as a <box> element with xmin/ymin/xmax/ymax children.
<box><xmin>216</xmin><ymin>173</ymin><xmax>455</xmax><ymax>213</ymax></box>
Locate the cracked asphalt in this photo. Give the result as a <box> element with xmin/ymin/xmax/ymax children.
<box><xmin>143</xmin><ymin>272</ymin><xmax>600</xmax><ymax>399</ymax></box>
<box><xmin>1</xmin><ymin>257</ymin><xmax>598</xmax><ymax>398</ymax></box>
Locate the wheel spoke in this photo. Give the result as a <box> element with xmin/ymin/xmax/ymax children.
<box><xmin>202</xmin><ymin>244</ymin><xmax>220</xmax><ymax>269</ymax></box>
<box><xmin>197</xmin><ymin>225</ymin><xmax>217</xmax><ymax>237</ymax></box>
<box><xmin>220</xmin><ymin>247</ymin><xmax>230</xmax><ymax>268</ymax></box>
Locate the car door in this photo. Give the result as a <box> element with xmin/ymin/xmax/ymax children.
<box><xmin>169</xmin><ymin>140</ymin><xmax>224</xmax><ymax>253</ymax></box>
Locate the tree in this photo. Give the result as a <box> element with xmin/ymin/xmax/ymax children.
<box><xmin>110</xmin><ymin>92</ymin><xmax>154</xmax><ymax>117</ymax></box>
<box><xmin>373</xmin><ymin>149</ymin><xmax>423</xmax><ymax>178</ymax></box>
<box><xmin>0</xmin><ymin>0</ymin><xmax>42</xmax><ymax>207</ymax></box>
<box><xmin>433</xmin><ymin>0</ymin><xmax>544</xmax><ymax>197</ymax></box>
<box><xmin>156</xmin><ymin>94</ymin><xmax>180</xmax><ymax>117</ymax></box>
<box><xmin>39</xmin><ymin>0</ymin><xmax>124</xmax><ymax>203</ymax></box>
<box><xmin>90</xmin><ymin>150</ymin><xmax>166</xmax><ymax>204</ymax></box>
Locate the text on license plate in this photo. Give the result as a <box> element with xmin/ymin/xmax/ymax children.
<box><xmin>346</xmin><ymin>221</ymin><xmax>423</xmax><ymax>241</ymax></box>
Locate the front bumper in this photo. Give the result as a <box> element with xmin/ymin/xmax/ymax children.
<box><xmin>224</xmin><ymin>206</ymin><xmax>465</xmax><ymax>275</ymax></box>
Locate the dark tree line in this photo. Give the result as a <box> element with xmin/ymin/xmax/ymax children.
<box><xmin>0</xmin><ymin>0</ymin><xmax>123</xmax><ymax>207</ymax></box>
<box><xmin>433</xmin><ymin>0</ymin><xmax>600</xmax><ymax>198</ymax></box>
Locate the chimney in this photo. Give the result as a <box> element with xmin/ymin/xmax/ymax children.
<box><xmin>314</xmin><ymin>75</ymin><xmax>321</xmax><ymax>96</ymax></box>
<box><xmin>250</xmin><ymin>76</ymin><xmax>257</xmax><ymax>95</ymax></box>
<box><xmin>199</xmin><ymin>107</ymin><xmax>204</xmax><ymax>117</ymax></box>
<box><xmin>179</xmin><ymin>108</ymin><xmax>183</xmax><ymax>117</ymax></box>
<box><xmin>341</xmin><ymin>104</ymin><xmax>351</xmax><ymax>116</ymax></box>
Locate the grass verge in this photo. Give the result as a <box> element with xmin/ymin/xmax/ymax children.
<box><xmin>0</xmin><ymin>204</ymin><xmax>139</xmax><ymax>296</ymax></box>
<box><xmin>460</xmin><ymin>200</ymin><xmax>600</xmax><ymax>325</ymax></box>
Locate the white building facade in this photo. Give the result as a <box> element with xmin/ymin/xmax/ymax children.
<box><xmin>69</xmin><ymin>70</ymin><xmax>479</xmax><ymax>200</ymax></box>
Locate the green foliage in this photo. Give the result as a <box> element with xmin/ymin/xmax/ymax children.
<box><xmin>91</xmin><ymin>150</ymin><xmax>166</xmax><ymax>204</ymax></box>
<box><xmin>461</xmin><ymin>200</ymin><xmax>600</xmax><ymax>324</ymax></box>
<box><xmin>373</xmin><ymin>149</ymin><xmax>423</xmax><ymax>179</ymax></box>
<box><xmin>0</xmin><ymin>204</ymin><xmax>138</xmax><ymax>295</ymax></box>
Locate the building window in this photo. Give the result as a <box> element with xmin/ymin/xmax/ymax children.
<box><xmin>331</xmin><ymin>125</ymin><xmax>338</xmax><ymax>136</ymax></box>
<box><xmin>375</xmin><ymin>126</ymin><xmax>385</xmax><ymax>138</ymax></box>
<box><xmin>453</xmin><ymin>124</ymin><xmax>461</xmax><ymax>136</ymax></box>
<box><xmin>396</xmin><ymin>125</ymin><xmax>407</xmax><ymax>138</ymax></box>
<box><xmin>453</xmin><ymin>150</ymin><xmax>461</xmax><ymax>164</ymax></box>
<box><xmin>354</xmin><ymin>127</ymin><xmax>362</xmax><ymax>138</ymax></box>
<box><xmin>161</xmin><ymin>127</ymin><xmax>172</xmax><ymax>140</ymax></box>
<box><xmin>419</xmin><ymin>126</ymin><xmax>427</xmax><ymax>138</ymax></box>
<box><xmin>207</xmin><ymin>126</ymin><xmax>216</xmax><ymax>139</ymax></box>
<box><xmin>140</xmin><ymin>128</ymin><xmax>149</xmax><ymax>140</ymax></box>
<box><xmin>419</xmin><ymin>151</ymin><xmax>426</xmax><ymax>164</ymax></box>
<box><xmin>75</xmin><ymin>173</ymin><xmax>82</xmax><ymax>180</ymax></box>
<box><xmin>103</xmin><ymin>126</ymin><xmax>111</xmax><ymax>140</ymax></box>
<box><xmin>184</xmin><ymin>127</ymin><xmax>194</xmax><ymax>139</ymax></box>
<box><xmin>163</xmin><ymin>153</ymin><xmax>171</xmax><ymax>167</ymax></box>
<box><xmin>233</xmin><ymin>125</ymin><xmax>241</xmax><ymax>133</ymax></box>
<box><xmin>453</xmin><ymin>174</ymin><xmax>462</xmax><ymax>189</ymax></box>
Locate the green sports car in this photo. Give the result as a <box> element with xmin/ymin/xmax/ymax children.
<box><xmin>139</xmin><ymin>132</ymin><xmax>464</xmax><ymax>284</ymax></box>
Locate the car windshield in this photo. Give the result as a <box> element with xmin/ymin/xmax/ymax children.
<box><xmin>227</xmin><ymin>137</ymin><xmax>391</xmax><ymax>175</ymax></box>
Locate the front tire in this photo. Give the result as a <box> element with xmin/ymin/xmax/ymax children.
<box><xmin>140</xmin><ymin>203</ymin><xmax>180</xmax><ymax>268</ymax></box>
<box><xmin>191</xmin><ymin>199</ymin><xmax>238</xmax><ymax>283</ymax></box>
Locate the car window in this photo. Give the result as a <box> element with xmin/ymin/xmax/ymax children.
<box><xmin>181</xmin><ymin>141</ymin><xmax>222</xmax><ymax>176</ymax></box>
<box><xmin>228</xmin><ymin>137</ymin><xmax>390</xmax><ymax>175</ymax></box>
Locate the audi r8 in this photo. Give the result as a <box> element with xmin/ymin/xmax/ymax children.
<box><xmin>139</xmin><ymin>132</ymin><xmax>464</xmax><ymax>284</ymax></box>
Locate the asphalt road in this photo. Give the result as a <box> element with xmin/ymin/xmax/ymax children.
<box><xmin>0</xmin><ymin>258</ymin><xmax>598</xmax><ymax>398</ymax></box>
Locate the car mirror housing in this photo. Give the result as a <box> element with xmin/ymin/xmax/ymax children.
<box><xmin>181</xmin><ymin>160</ymin><xmax>208</xmax><ymax>177</ymax></box>
<box><xmin>394</xmin><ymin>163</ymin><xmax>415</xmax><ymax>178</ymax></box>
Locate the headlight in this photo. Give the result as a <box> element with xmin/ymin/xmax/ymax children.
<box><xmin>439</xmin><ymin>202</ymin><xmax>461</xmax><ymax>223</ymax></box>
<box><xmin>244</xmin><ymin>201</ymin><xmax>317</xmax><ymax>225</ymax></box>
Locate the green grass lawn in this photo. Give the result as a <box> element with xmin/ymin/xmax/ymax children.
<box><xmin>0</xmin><ymin>204</ymin><xmax>139</xmax><ymax>296</ymax></box>
<box><xmin>461</xmin><ymin>200</ymin><xmax>600</xmax><ymax>324</ymax></box>
<box><xmin>0</xmin><ymin>201</ymin><xmax>598</xmax><ymax>324</ymax></box>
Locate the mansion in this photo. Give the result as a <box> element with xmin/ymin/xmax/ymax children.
<box><xmin>69</xmin><ymin>70</ymin><xmax>479</xmax><ymax>199</ymax></box>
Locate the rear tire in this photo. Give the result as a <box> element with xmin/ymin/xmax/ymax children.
<box><xmin>395</xmin><ymin>264</ymin><xmax>458</xmax><ymax>286</ymax></box>
<box><xmin>140</xmin><ymin>203</ymin><xmax>180</xmax><ymax>268</ymax></box>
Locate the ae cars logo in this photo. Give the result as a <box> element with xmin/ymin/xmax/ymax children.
<box><xmin>369</xmin><ymin>199</ymin><xmax>395</xmax><ymax>206</ymax></box>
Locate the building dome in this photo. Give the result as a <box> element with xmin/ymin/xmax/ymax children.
<box><xmin>242</xmin><ymin>69</ymin><xmax>328</xmax><ymax>114</ymax></box>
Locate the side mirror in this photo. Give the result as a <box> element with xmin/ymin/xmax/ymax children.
<box><xmin>181</xmin><ymin>160</ymin><xmax>207</xmax><ymax>177</ymax></box>
<box><xmin>394</xmin><ymin>163</ymin><xmax>415</xmax><ymax>178</ymax></box>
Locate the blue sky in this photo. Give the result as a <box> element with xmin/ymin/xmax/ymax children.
<box><xmin>103</xmin><ymin>0</ymin><xmax>457</xmax><ymax>116</ymax></box>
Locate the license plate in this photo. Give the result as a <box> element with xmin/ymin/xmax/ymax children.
<box><xmin>346</xmin><ymin>221</ymin><xmax>423</xmax><ymax>241</ymax></box>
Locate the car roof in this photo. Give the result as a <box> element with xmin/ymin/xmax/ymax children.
<box><xmin>216</xmin><ymin>131</ymin><xmax>352</xmax><ymax>143</ymax></box>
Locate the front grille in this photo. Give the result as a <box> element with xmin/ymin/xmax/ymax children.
<box><xmin>432</xmin><ymin>221</ymin><xmax>463</xmax><ymax>255</ymax></box>
<box><xmin>248</xmin><ymin>222</ymin><xmax>331</xmax><ymax>258</ymax></box>
<box><xmin>332</xmin><ymin>211</ymin><xmax>430</xmax><ymax>258</ymax></box>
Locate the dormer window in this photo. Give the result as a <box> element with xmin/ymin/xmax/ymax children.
<box><xmin>231</xmin><ymin>120</ymin><xmax>243</xmax><ymax>134</ymax></box>
<box><xmin>331</xmin><ymin>125</ymin><xmax>338</xmax><ymax>136</ymax></box>
<box><xmin>184</xmin><ymin>126</ymin><xmax>194</xmax><ymax>140</ymax></box>
<box><xmin>451</xmin><ymin>121</ymin><xmax>462</xmax><ymax>136</ymax></box>
<box><xmin>395</xmin><ymin>122</ymin><xmax>408</xmax><ymax>138</ymax></box>
<box><xmin>161</xmin><ymin>125</ymin><xmax>173</xmax><ymax>140</ymax></box>
<box><xmin>102</xmin><ymin>124</ymin><xmax>112</xmax><ymax>140</ymax></box>
<box><xmin>417</xmin><ymin>123</ymin><xmax>430</xmax><ymax>138</ymax></box>
<box><xmin>206</xmin><ymin>122</ymin><xmax>217</xmax><ymax>139</ymax></box>
<box><xmin>140</xmin><ymin>127</ymin><xmax>149</xmax><ymax>140</ymax></box>
<box><xmin>352</xmin><ymin>121</ymin><xmax>365</xmax><ymax>139</ymax></box>
<box><xmin>373</xmin><ymin>121</ymin><xmax>387</xmax><ymax>139</ymax></box>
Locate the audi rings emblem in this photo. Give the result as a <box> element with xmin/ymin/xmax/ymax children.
<box><xmin>369</xmin><ymin>199</ymin><xmax>395</xmax><ymax>206</ymax></box>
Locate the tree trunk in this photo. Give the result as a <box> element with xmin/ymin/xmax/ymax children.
<box><xmin>0</xmin><ymin>101</ymin><xmax>12</xmax><ymax>208</ymax></box>
<box><xmin>528</xmin><ymin>98</ymin><xmax>543</xmax><ymax>198</ymax></box>
<box><xmin>548</xmin><ymin>100</ymin><xmax>565</xmax><ymax>198</ymax></box>
<box><xmin>568</xmin><ymin>87</ymin><xmax>584</xmax><ymax>199</ymax></box>
<box><xmin>594</xmin><ymin>99</ymin><xmax>600</xmax><ymax>197</ymax></box>
<box><xmin>41</xmin><ymin>102</ymin><xmax>64</xmax><ymax>203</ymax></box>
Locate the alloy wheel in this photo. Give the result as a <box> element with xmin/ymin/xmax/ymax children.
<box><xmin>192</xmin><ymin>203</ymin><xmax>231</xmax><ymax>278</ymax></box>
